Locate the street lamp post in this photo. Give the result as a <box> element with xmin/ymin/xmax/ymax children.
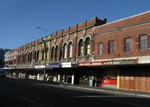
<box><xmin>37</xmin><ymin>26</ymin><xmax>62</xmax><ymax>82</ymax></box>
<box><xmin>37</xmin><ymin>26</ymin><xmax>48</xmax><ymax>81</ymax></box>
<box><xmin>36</xmin><ymin>26</ymin><xmax>48</xmax><ymax>32</ymax></box>
<box><xmin>41</xmin><ymin>38</ymin><xmax>47</xmax><ymax>81</ymax></box>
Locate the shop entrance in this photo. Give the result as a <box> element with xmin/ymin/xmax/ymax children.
<box><xmin>101</xmin><ymin>69</ymin><xmax>117</xmax><ymax>89</ymax></box>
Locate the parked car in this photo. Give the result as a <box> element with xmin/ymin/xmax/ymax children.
<box><xmin>0</xmin><ymin>71</ymin><xmax>6</xmax><ymax>78</ymax></box>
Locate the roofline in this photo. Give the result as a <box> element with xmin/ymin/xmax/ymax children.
<box><xmin>95</xmin><ymin>10</ymin><xmax>150</xmax><ymax>28</ymax></box>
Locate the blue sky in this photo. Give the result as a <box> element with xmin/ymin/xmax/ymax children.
<box><xmin>1</xmin><ymin>0</ymin><xmax>150</xmax><ymax>50</ymax></box>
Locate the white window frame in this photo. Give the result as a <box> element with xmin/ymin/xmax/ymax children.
<box><xmin>98</xmin><ymin>43</ymin><xmax>103</xmax><ymax>55</ymax></box>
<box><xmin>140</xmin><ymin>35</ymin><xmax>147</xmax><ymax>50</ymax></box>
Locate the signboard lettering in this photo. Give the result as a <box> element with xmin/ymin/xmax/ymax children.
<box><xmin>78</xmin><ymin>59</ymin><xmax>137</xmax><ymax>66</ymax></box>
<box><xmin>62</xmin><ymin>62</ymin><xmax>71</xmax><ymax>68</ymax></box>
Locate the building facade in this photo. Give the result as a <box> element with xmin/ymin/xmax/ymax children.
<box><xmin>0</xmin><ymin>48</ymin><xmax>11</xmax><ymax>71</ymax></box>
<box><xmin>4</xmin><ymin>10</ymin><xmax>150</xmax><ymax>92</ymax></box>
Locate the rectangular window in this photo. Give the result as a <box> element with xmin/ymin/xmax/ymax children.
<box><xmin>124</xmin><ymin>38</ymin><xmax>131</xmax><ymax>52</ymax></box>
<box><xmin>108</xmin><ymin>40</ymin><xmax>114</xmax><ymax>54</ymax></box>
<box><xmin>98</xmin><ymin>42</ymin><xmax>103</xmax><ymax>55</ymax></box>
<box><xmin>140</xmin><ymin>35</ymin><xmax>147</xmax><ymax>50</ymax></box>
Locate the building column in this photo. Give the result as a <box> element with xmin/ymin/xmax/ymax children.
<box><xmin>71</xmin><ymin>74</ymin><xmax>74</xmax><ymax>85</ymax></box>
<box><xmin>57</xmin><ymin>74</ymin><xmax>61</xmax><ymax>82</ymax></box>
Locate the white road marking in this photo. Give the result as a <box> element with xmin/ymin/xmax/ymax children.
<box><xmin>20</xmin><ymin>95</ymin><xmax>37</xmax><ymax>104</ymax></box>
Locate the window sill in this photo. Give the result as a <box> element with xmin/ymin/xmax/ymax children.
<box><xmin>124</xmin><ymin>51</ymin><xmax>131</xmax><ymax>54</ymax></box>
<box><xmin>108</xmin><ymin>53</ymin><xmax>114</xmax><ymax>56</ymax></box>
<box><xmin>98</xmin><ymin>54</ymin><xmax>103</xmax><ymax>56</ymax></box>
<box><xmin>139</xmin><ymin>50</ymin><xmax>147</xmax><ymax>53</ymax></box>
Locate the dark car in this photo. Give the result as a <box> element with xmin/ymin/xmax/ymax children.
<box><xmin>0</xmin><ymin>71</ymin><xmax>6</xmax><ymax>78</ymax></box>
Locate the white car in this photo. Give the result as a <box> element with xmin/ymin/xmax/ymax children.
<box><xmin>0</xmin><ymin>71</ymin><xmax>6</xmax><ymax>78</ymax></box>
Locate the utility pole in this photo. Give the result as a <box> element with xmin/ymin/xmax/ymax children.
<box><xmin>36</xmin><ymin>26</ymin><xmax>48</xmax><ymax>32</ymax></box>
<box><xmin>36</xmin><ymin>26</ymin><xmax>48</xmax><ymax>81</ymax></box>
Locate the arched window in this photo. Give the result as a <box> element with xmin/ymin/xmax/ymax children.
<box><xmin>34</xmin><ymin>51</ymin><xmax>36</xmax><ymax>60</ymax></box>
<box><xmin>55</xmin><ymin>45</ymin><xmax>59</xmax><ymax>59</ymax></box>
<box><xmin>63</xmin><ymin>43</ymin><xmax>67</xmax><ymax>58</ymax></box>
<box><xmin>24</xmin><ymin>54</ymin><xmax>26</xmax><ymax>63</ymax></box>
<box><xmin>22</xmin><ymin>54</ymin><xmax>24</xmax><ymax>63</ymax></box>
<box><xmin>51</xmin><ymin>47</ymin><xmax>54</xmax><ymax>59</ymax></box>
<box><xmin>30</xmin><ymin>52</ymin><xmax>32</xmax><ymax>62</ymax></box>
<box><xmin>18</xmin><ymin>56</ymin><xmax>20</xmax><ymax>64</ymax></box>
<box><xmin>37</xmin><ymin>50</ymin><xmax>39</xmax><ymax>60</ymax></box>
<box><xmin>68</xmin><ymin>42</ymin><xmax>73</xmax><ymax>57</ymax></box>
<box><xmin>85</xmin><ymin>38</ymin><xmax>90</xmax><ymax>55</ymax></box>
<box><xmin>45</xmin><ymin>47</ymin><xmax>48</xmax><ymax>60</ymax></box>
<box><xmin>79</xmin><ymin>39</ymin><xmax>84</xmax><ymax>56</ymax></box>
<box><xmin>42</xmin><ymin>49</ymin><xmax>44</xmax><ymax>61</ymax></box>
<box><xmin>28</xmin><ymin>53</ymin><xmax>30</xmax><ymax>62</ymax></box>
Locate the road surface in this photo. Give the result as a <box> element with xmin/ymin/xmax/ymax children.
<box><xmin>0</xmin><ymin>78</ymin><xmax>150</xmax><ymax>107</ymax></box>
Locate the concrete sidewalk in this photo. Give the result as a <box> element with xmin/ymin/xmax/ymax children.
<box><xmin>58</xmin><ymin>84</ymin><xmax>150</xmax><ymax>98</ymax></box>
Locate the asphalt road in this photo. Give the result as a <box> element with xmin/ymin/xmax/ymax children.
<box><xmin>0</xmin><ymin>78</ymin><xmax>150</xmax><ymax>107</ymax></box>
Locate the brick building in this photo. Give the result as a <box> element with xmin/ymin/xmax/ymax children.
<box><xmin>4</xmin><ymin>10</ymin><xmax>150</xmax><ymax>92</ymax></box>
<box><xmin>78</xmin><ymin>11</ymin><xmax>150</xmax><ymax>91</ymax></box>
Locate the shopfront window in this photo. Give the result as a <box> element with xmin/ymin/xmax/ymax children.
<box><xmin>103</xmin><ymin>70</ymin><xmax>117</xmax><ymax>80</ymax></box>
<box><xmin>79</xmin><ymin>72</ymin><xmax>90</xmax><ymax>85</ymax></box>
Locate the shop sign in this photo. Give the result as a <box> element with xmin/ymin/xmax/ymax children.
<box><xmin>62</xmin><ymin>62</ymin><xmax>71</xmax><ymax>68</ymax></box>
<box><xmin>27</xmin><ymin>66</ymin><xmax>35</xmax><ymax>68</ymax></box>
<box><xmin>78</xmin><ymin>59</ymin><xmax>137</xmax><ymax>66</ymax></box>
<box><xmin>35</xmin><ymin>65</ymin><xmax>45</xmax><ymax>68</ymax></box>
<box><xmin>78</xmin><ymin>61</ymin><xmax>104</xmax><ymax>66</ymax></box>
<box><xmin>4</xmin><ymin>67</ymin><xmax>16</xmax><ymax>69</ymax></box>
<box><xmin>16</xmin><ymin>66</ymin><xmax>27</xmax><ymax>69</ymax></box>
<box><xmin>46</xmin><ymin>64</ymin><xmax>59</xmax><ymax>68</ymax></box>
<box><xmin>15</xmin><ymin>66</ymin><xmax>35</xmax><ymax>69</ymax></box>
<box><xmin>104</xmin><ymin>60</ymin><xmax>137</xmax><ymax>65</ymax></box>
